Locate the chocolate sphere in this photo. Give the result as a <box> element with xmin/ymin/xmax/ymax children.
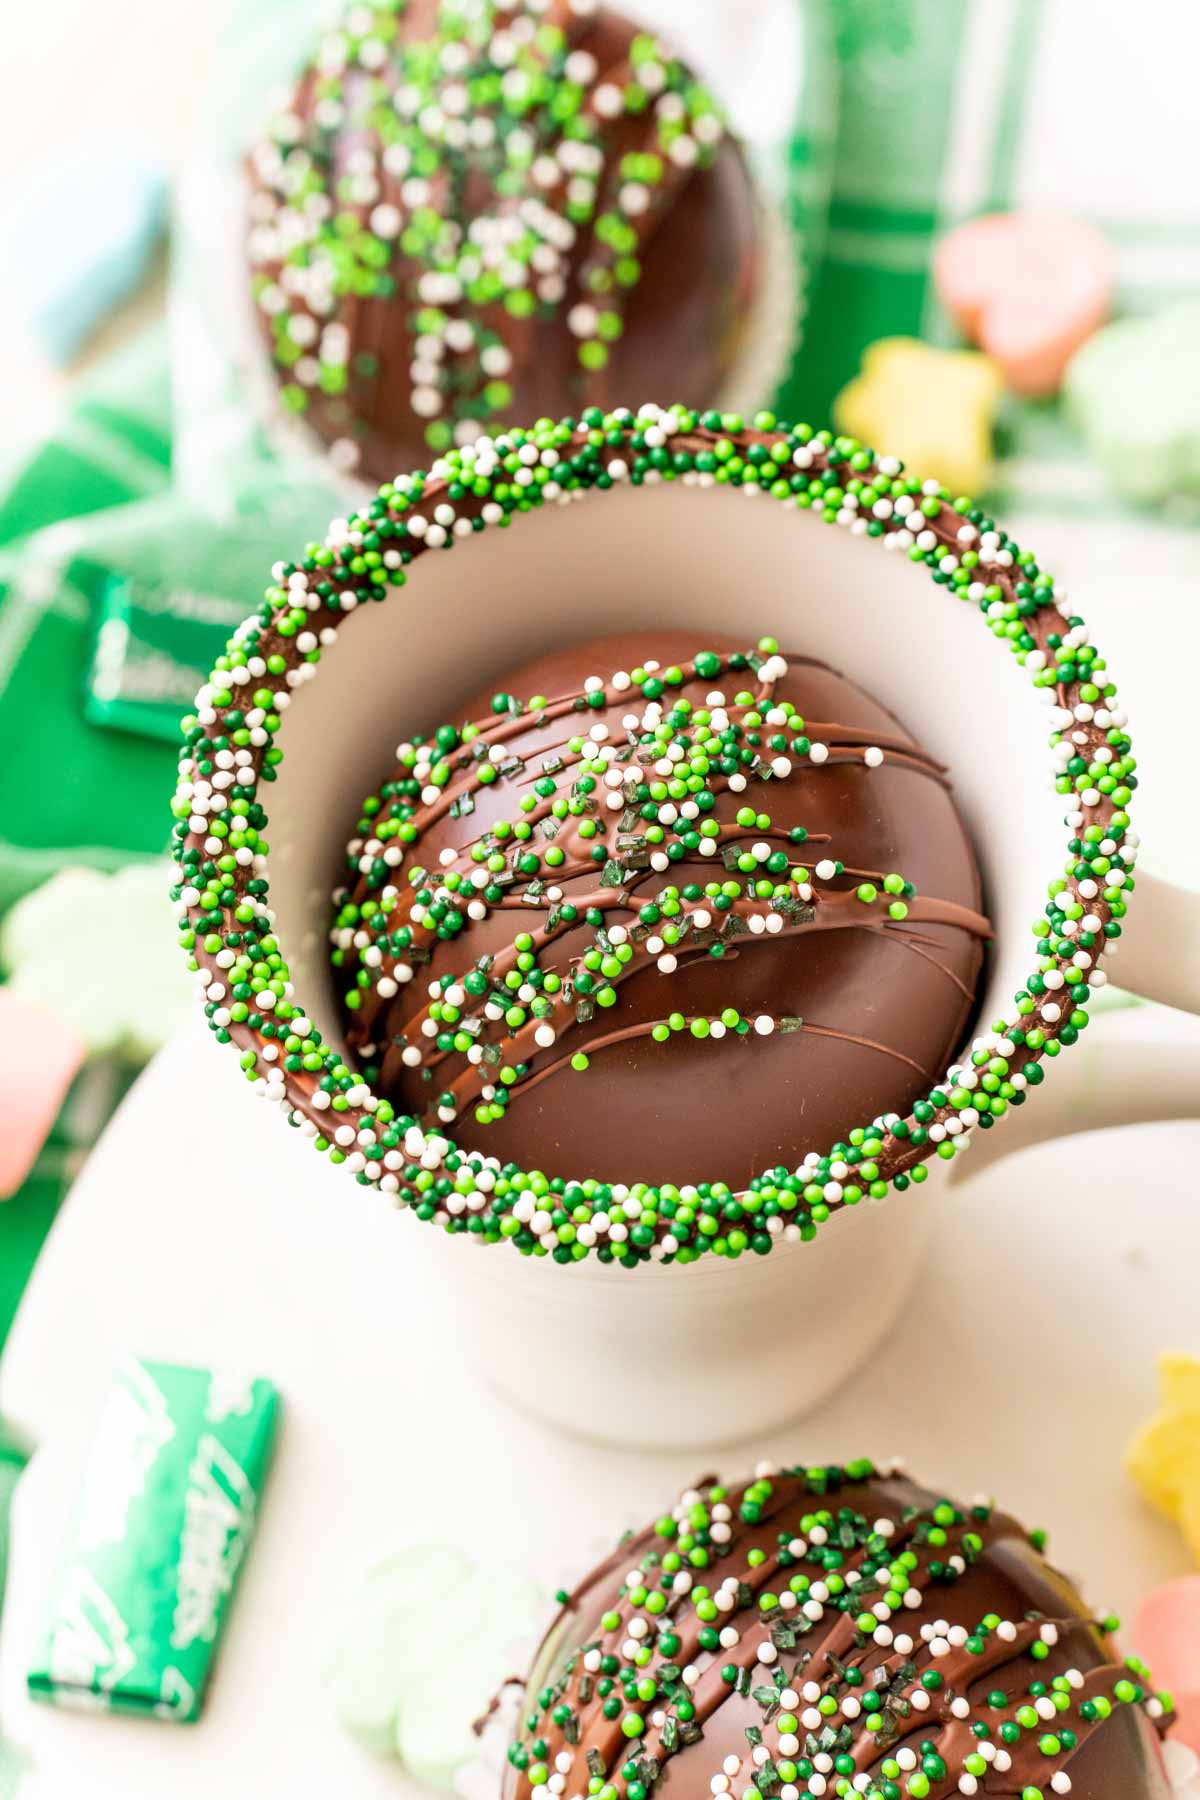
<box><xmin>246</xmin><ymin>0</ymin><xmax>760</xmax><ymax>483</ymax></box>
<box><xmin>503</xmin><ymin>1460</ymin><xmax>1176</xmax><ymax>1800</ymax></box>
<box><xmin>330</xmin><ymin>631</ymin><xmax>988</xmax><ymax>1194</ymax></box>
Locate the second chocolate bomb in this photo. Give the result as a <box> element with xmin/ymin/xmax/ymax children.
<box><xmin>330</xmin><ymin>632</ymin><xmax>990</xmax><ymax>1191</ymax></box>
<box><xmin>246</xmin><ymin>0</ymin><xmax>761</xmax><ymax>482</ymax></box>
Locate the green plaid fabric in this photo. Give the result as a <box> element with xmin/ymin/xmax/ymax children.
<box><xmin>782</xmin><ymin>0</ymin><xmax>976</xmax><ymax>425</ymax></box>
<box><xmin>0</xmin><ymin>331</ymin><xmax>175</xmax><ymax>908</ymax></box>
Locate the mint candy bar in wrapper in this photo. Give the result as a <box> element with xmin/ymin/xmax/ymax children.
<box><xmin>27</xmin><ymin>1358</ymin><xmax>280</xmax><ymax>1722</ymax></box>
<box><xmin>84</xmin><ymin>574</ymin><xmax>252</xmax><ymax>747</ymax></box>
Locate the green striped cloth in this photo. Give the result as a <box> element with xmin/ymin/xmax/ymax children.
<box><xmin>0</xmin><ymin>330</ymin><xmax>175</xmax><ymax>911</ymax></box>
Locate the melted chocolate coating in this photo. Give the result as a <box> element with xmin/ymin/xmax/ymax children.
<box><xmin>333</xmin><ymin>631</ymin><xmax>987</xmax><ymax>1190</ymax></box>
<box><xmin>503</xmin><ymin>1464</ymin><xmax>1173</xmax><ymax>1800</ymax></box>
<box><xmin>247</xmin><ymin>2</ymin><xmax>760</xmax><ymax>484</ymax></box>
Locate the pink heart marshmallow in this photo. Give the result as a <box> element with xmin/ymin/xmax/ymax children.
<box><xmin>934</xmin><ymin>211</ymin><xmax>1114</xmax><ymax>397</ymax></box>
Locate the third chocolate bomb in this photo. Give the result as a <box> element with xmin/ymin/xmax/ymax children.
<box><xmin>502</xmin><ymin>1460</ymin><xmax>1177</xmax><ymax>1800</ymax></box>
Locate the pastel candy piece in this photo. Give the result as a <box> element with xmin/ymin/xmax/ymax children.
<box><xmin>328</xmin><ymin>1544</ymin><xmax>543</xmax><ymax>1789</ymax></box>
<box><xmin>1066</xmin><ymin>302</ymin><xmax>1200</xmax><ymax>504</ymax></box>
<box><xmin>1133</xmin><ymin>1579</ymin><xmax>1200</xmax><ymax>1753</ymax></box>
<box><xmin>328</xmin><ymin>1543</ymin><xmax>471</xmax><ymax>1752</ymax></box>
<box><xmin>833</xmin><ymin>337</ymin><xmax>1003</xmax><ymax>496</ymax></box>
<box><xmin>396</xmin><ymin>1564</ymin><xmax>544</xmax><ymax>1789</ymax></box>
<box><xmin>0</xmin><ymin>862</ymin><xmax>190</xmax><ymax>1060</ymax></box>
<box><xmin>1127</xmin><ymin>1353</ymin><xmax>1200</xmax><ymax>1560</ymax></box>
<box><xmin>397</xmin><ymin>1645</ymin><xmax>511</xmax><ymax>1789</ymax></box>
<box><xmin>0</xmin><ymin>987</ymin><xmax>85</xmax><ymax>1198</ymax></box>
<box><xmin>934</xmin><ymin>212</ymin><xmax>1114</xmax><ymax>397</ymax></box>
<box><xmin>1164</xmin><ymin>1739</ymin><xmax>1200</xmax><ymax>1797</ymax></box>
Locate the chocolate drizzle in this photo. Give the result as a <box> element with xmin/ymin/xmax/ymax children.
<box><xmin>331</xmin><ymin>635</ymin><xmax>990</xmax><ymax>1187</ymax></box>
<box><xmin>503</xmin><ymin>1462</ymin><xmax>1174</xmax><ymax>1800</ymax></box>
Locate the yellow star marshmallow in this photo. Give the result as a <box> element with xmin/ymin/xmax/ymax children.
<box><xmin>1126</xmin><ymin>1353</ymin><xmax>1200</xmax><ymax>1562</ymax></box>
<box><xmin>833</xmin><ymin>337</ymin><xmax>1003</xmax><ymax>497</ymax></box>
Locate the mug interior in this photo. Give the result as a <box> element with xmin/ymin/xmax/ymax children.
<box><xmin>267</xmin><ymin>481</ymin><xmax>1057</xmax><ymax>1058</ymax></box>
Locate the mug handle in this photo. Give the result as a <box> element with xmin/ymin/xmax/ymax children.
<box><xmin>954</xmin><ymin>871</ymin><xmax>1200</xmax><ymax>1177</ymax></box>
<box><xmin>1105</xmin><ymin>870</ymin><xmax>1200</xmax><ymax>1016</ymax></box>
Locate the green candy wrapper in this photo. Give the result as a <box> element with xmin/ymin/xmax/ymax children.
<box><xmin>28</xmin><ymin>1357</ymin><xmax>280</xmax><ymax>1723</ymax></box>
<box><xmin>84</xmin><ymin>574</ymin><xmax>249</xmax><ymax>745</ymax></box>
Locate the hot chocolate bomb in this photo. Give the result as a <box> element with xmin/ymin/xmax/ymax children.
<box><xmin>246</xmin><ymin>0</ymin><xmax>760</xmax><ymax>483</ymax></box>
<box><xmin>502</xmin><ymin>1461</ymin><xmax>1176</xmax><ymax>1800</ymax></box>
<box><xmin>331</xmin><ymin>633</ymin><xmax>989</xmax><ymax>1191</ymax></box>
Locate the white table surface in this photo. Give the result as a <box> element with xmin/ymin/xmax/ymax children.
<box><xmin>1</xmin><ymin>1007</ymin><xmax>1197</xmax><ymax>1798</ymax></box>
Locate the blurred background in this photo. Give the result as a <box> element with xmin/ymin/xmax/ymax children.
<box><xmin>0</xmin><ymin>0</ymin><xmax>1199</xmax><ymax>1778</ymax></box>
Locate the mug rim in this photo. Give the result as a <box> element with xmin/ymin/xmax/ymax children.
<box><xmin>171</xmin><ymin>402</ymin><xmax>1138</xmax><ymax>1266</ymax></box>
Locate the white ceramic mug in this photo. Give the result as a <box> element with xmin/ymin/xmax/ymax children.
<box><xmin>203</xmin><ymin>465</ymin><xmax>1200</xmax><ymax>1449</ymax></box>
